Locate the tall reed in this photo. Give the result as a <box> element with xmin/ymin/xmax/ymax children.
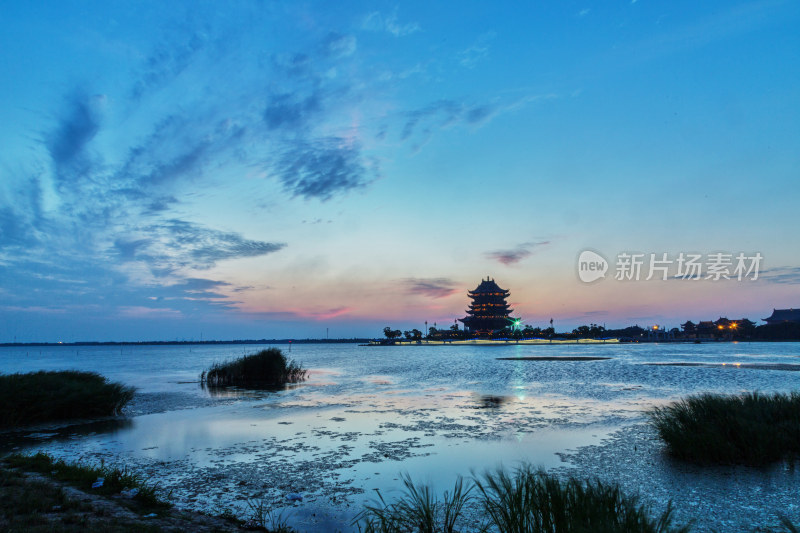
<box><xmin>473</xmin><ymin>465</ymin><xmax>689</xmax><ymax>533</ymax></box>
<box><xmin>200</xmin><ymin>348</ymin><xmax>306</xmax><ymax>387</ymax></box>
<box><xmin>649</xmin><ymin>391</ymin><xmax>800</xmax><ymax>465</ymax></box>
<box><xmin>355</xmin><ymin>473</ymin><xmax>474</xmax><ymax>533</ymax></box>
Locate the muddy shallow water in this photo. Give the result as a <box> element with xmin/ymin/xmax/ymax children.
<box><xmin>2</xmin><ymin>342</ymin><xmax>800</xmax><ymax>531</ymax></box>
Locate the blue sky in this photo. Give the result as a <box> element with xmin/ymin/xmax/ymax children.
<box><xmin>1</xmin><ymin>1</ymin><xmax>799</xmax><ymax>341</ymax></box>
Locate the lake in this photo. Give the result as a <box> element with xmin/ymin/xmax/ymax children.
<box><xmin>2</xmin><ymin>342</ymin><xmax>799</xmax><ymax>531</ymax></box>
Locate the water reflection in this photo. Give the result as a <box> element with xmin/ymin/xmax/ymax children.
<box><xmin>3</xmin><ymin>343</ymin><xmax>800</xmax><ymax>532</ymax></box>
<box><xmin>0</xmin><ymin>417</ymin><xmax>134</xmax><ymax>453</ymax></box>
<box><xmin>200</xmin><ymin>382</ymin><xmax>288</xmax><ymax>398</ymax></box>
<box><xmin>472</xmin><ymin>394</ymin><xmax>511</xmax><ymax>409</ymax></box>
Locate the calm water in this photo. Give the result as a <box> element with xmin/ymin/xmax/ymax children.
<box><xmin>2</xmin><ymin>342</ymin><xmax>799</xmax><ymax>530</ymax></box>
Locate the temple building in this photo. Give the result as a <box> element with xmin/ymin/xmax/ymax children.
<box><xmin>764</xmin><ymin>308</ymin><xmax>800</xmax><ymax>325</ymax></box>
<box><xmin>681</xmin><ymin>317</ymin><xmax>756</xmax><ymax>338</ymax></box>
<box><xmin>459</xmin><ymin>277</ymin><xmax>518</xmax><ymax>335</ymax></box>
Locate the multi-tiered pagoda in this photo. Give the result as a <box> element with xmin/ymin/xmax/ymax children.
<box><xmin>459</xmin><ymin>277</ymin><xmax>517</xmax><ymax>335</ymax></box>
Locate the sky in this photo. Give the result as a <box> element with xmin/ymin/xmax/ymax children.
<box><xmin>1</xmin><ymin>1</ymin><xmax>799</xmax><ymax>342</ymax></box>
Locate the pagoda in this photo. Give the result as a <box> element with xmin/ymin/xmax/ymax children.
<box><xmin>459</xmin><ymin>277</ymin><xmax>517</xmax><ymax>335</ymax></box>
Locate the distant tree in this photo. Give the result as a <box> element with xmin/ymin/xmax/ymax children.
<box><xmin>383</xmin><ymin>327</ymin><xmax>402</xmax><ymax>340</ymax></box>
<box><xmin>404</xmin><ymin>329</ymin><xmax>423</xmax><ymax>341</ymax></box>
<box><xmin>589</xmin><ymin>323</ymin><xmax>606</xmax><ymax>337</ymax></box>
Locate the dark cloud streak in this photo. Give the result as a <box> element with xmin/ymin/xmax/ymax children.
<box><xmin>403</xmin><ymin>278</ymin><xmax>459</xmax><ymax>299</ymax></box>
<box><xmin>115</xmin><ymin>219</ymin><xmax>286</xmax><ymax>272</ymax></box>
<box><xmin>275</xmin><ymin>138</ymin><xmax>375</xmax><ymax>201</ymax></box>
<box><xmin>759</xmin><ymin>266</ymin><xmax>800</xmax><ymax>284</ymax></box>
<box><xmin>487</xmin><ymin>241</ymin><xmax>550</xmax><ymax>265</ymax></box>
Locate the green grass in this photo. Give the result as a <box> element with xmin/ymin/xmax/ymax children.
<box><xmin>474</xmin><ymin>465</ymin><xmax>689</xmax><ymax>533</ymax></box>
<box><xmin>0</xmin><ymin>371</ymin><xmax>135</xmax><ymax>429</ymax></box>
<box><xmin>246</xmin><ymin>498</ymin><xmax>294</xmax><ymax>532</ymax></box>
<box><xmin>354</xmin><ymin>467</ymin><xmax>689</xmax><ymax>533</ymax></box>
<box><xmin>0</xmin><ymin>466</ymin><xmax>165</xmax><ymax>532</ymax></box>
<box><xmin>355</xmin><ymin>473</ymin><xmax>473</xmax><ymax>533</ymax></box>
<box><xmin>200</xmin><ymin>348</ymin><xmax>307</xmax><ymax>388</ymax></box>
<box><xmin>4</xmin><ymin>452</ymin><xmax>168</xmax><ymax>513</ymax></box>
<box><xmin>649</xmin><ymin>392</ymin><xmax>800</xmax><ymax>465</ymax></box>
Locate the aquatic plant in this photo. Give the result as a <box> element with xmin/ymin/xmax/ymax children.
<box><xmin>473</xmin><ymin>465</ymin><xmax>689</xmax><ymax>533</ymax></box>
<box><xmin>200</xmin><ymin>348</ymin><xmax>307</xmax><ymax>387</ymax></box>
<box><xmin>649</xmin><ymin>391</ymin><xmax>800</xmax><ymax>465</ymax></box>
<box><xmin>0</xmin><ymin>370</ymin><xmax>135</xmax><ymax>428</ymax></box>
<box><xmin>4</xmin><ymin>452</ymin><xmax>168</xmax><ymax>511</ymax></box>
<box><xmin>246</xmin><ymin>497</ymin><xmax>294</xmax><ymax>532</ymax></box>
<box><xmin>354</xmin><ymin>473</ymin><xmax>474</xmax><ymax>533</ymax></box>
<box><xmin>356</xmin><ymin>467</ymin><xmax>687</xmax><ymax>533</ymax></box>
<box><xmin>781</xmin><ymin>516</ymin><xmax>800</xmax><ymax>533</ymax></box>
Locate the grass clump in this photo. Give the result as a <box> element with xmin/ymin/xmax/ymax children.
<box><xmin>4</xmin><ymin>452</ymin><xmax>168</xmax><ymax>512</ymax></box>
<box><xmin>0</xmin><ymin>370</ymin><xmax>135</xmax><ymax>429</ymax></box>
<box><xmin>355</xmin><ymin>467</ymin><xmax>688</xmax><ymax>533</ymax></box>
<box><xmin>355</xmin><ymin>473</ymin><xmax>473</xmax><ymax>533</ymax></box>
<box><xmin>474</xmin><ymin>465</ymin><xmax>688</xmax><ymax>533</ymax></box>
<box><xmin>649</xmin><ymin>391</ymin><xmax>800</xmax><ymax>465</ymax></box>
<box><xmin>200</xmin><ymin>348</ymin><xmax>307</xmax><ymax>388</ymax></box>
<box><xmin>246</xmin><ymin>498</ymin><xmax>294</xmax><ymax>532</ymax></box>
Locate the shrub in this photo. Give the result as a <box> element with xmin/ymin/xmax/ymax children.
<box><xmin>649</xmin><ymin>392</ymin><xmax>800</xmax><ymax>465</ymax></box>
<box><xmin>0</xmin><ymin>370</ymin><xmax>135</xmax><ymax>429</ymax></box>
<box><xmin>200</xmin><ymin>348</ymin><xmax>307</xmax><ymax>387</ymax></box>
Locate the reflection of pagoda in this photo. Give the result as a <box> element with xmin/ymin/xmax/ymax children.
<box><xmin>459</xmin><ymin>277</ymin><xmax>517</xmax><ymax>335</ymax></box>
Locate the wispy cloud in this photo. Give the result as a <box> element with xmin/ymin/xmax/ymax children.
<box><xmin>46</xmin><ymin>93</ymin><xmax>105</xmax><ymax>188</ymax></box>
<box><xmin>130</xmin><ymin>28</ymin><xmax>207</xmax><ymax>100</ymax></box>
<box><xmin>486</xmin><ymin>241</ymin><xmax>550</xmax><ymax>265</ymax></box>
<box><xmin>264</xmin><ymin>93</ymin><xmax>323</xmax><ymax>131</ymax></box>
<box><xmin>1</xmin><ymin>14</ymin><xmax>387</xmax><ymax>326</ymax></box>
<box><xmin>321</xmin><ymin>32</ymin><xmax>357</xmax><ymax>58</ymax></box>
<box><xmin>118</xmin><ymin>306</ymin><xmax>183</xmax><ymax>318</ymax></box>
<box><xmin>274</xmin><ymin>138</ymin><xmax>377</xmax><ymax>201</ymax></box>
<box><xmin>362</xmin><ymin>9</ymin><xmax>420</xmax><ymax>36</ymax></box>
<box><xmin>400</xmin><ymin>94</ymin><xmax>555</xmax><ymax>151</ymax></box>
<box><xmin>403</xmin><ymin>278</ymin><xmax>459</xmax><ymax>299</ymax></box>
<box><xmin>759</xmin><ymin>266</ymin><xmax>800</xmax><ymax>284</ymax></box>
<box><xmin>115</xmin><ymin>219</ymin><xmax>286</xmax><ymax>272</ymax></box>
<box><xmin>459</xmin><ymin>31</ymin><xmax>496</xmax><ymax>68</ymax></box>
<box><xmin>287</xmin><ymin>306</ymin><xmax>353</xmax><ymax>320</ymax></box>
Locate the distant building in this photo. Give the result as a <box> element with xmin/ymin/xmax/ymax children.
<box><xmin>681</xmin><ymin>317</ymin><xmax>755</xmax><ymax>339</ymax></box>
<box><xmin>763</xmin><ymin>309</ymin><xmax>800</xmax><ymax>325</ymax></box>
<box><xmin>459</xmin><ymin>277</ymin><xmax>517</xmax><ymax>336</ymax></box>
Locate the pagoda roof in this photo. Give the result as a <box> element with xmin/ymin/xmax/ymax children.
<box><xmin>468</xmin><ymin>277</ymin><xmax>509</xmax><ymax>295</ymax></box>
<box><xmin>764</xmin><ymin>308</ymin><xmax>800</xmax><ymax>322</ymax></box>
